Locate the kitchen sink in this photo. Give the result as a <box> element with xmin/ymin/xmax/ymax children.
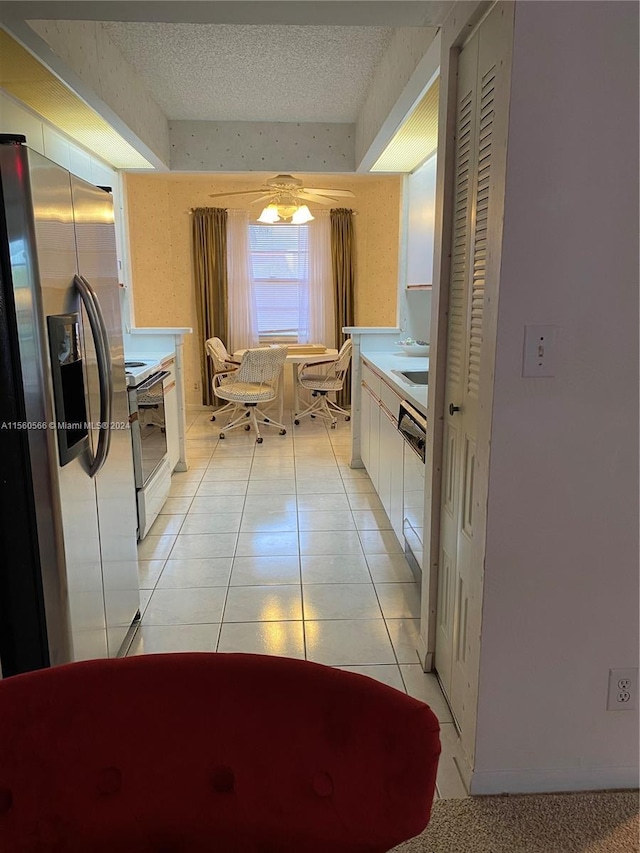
<box><xmin>393</xmin><ymin>370</ymin><xmax>429</xmax><ymax>386</ymax></box>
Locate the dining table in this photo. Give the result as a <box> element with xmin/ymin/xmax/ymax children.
<box><xmin>233</xmin><ymin>346</ymin><xmax>339</xmax><ymax>425</ymax></box>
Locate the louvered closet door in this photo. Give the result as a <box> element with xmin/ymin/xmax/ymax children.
<box><xmin>435</xmin><ymin>2</ymin><xmax>509</xmax><ymax>735</ymax></box>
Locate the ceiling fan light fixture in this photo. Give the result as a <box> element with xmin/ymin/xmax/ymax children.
<box><xmin>291</xmin><ymin>205</ymin><xmax>314</xmax><ymax>224</ymax></box>
<box><xmin>257</xmin><ymin>204</ymin><xmax>281</xmax><ymax>223</ymax></box>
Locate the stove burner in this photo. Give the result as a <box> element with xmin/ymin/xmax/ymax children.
<box><xmin>125</xmin><ymin>361</ymin><xmax>147</xmax><ymax>368</ymax></box>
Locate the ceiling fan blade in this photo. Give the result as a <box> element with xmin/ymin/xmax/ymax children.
<box><xmin>249</xmin><ymin>195</ymin><xmax>276</xmax><ymax>205</ymax></box>
<box><xmin>297</xmin><ymin>191</ymin><xmax>339</xmax><ymax>204</ymax></box>
<box><xmin>208</xmin><ymin>189</ymin><xmax>268</xmax><ymax>198</ymax></box>
<box><xmin>303</xmin><ymin>187</ymin><xmax>355</xmax><ymax>198</ymax></box>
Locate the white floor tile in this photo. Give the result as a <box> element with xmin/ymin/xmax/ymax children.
<box><xmin>375</xmin><ymin>582</ymin><xmax>421</xmax><ymax>619</ymax></box>
<box><xmin>296</xmin><ymin>493</ymin><xmax>351</xmax><ymax>512</ymax></box>
<box><xmin>137</xmin><ymin>535</ymin><xmax>176</xmax><ymax>561</ymax></box>
<box><xmin>299</xmin><ymin>530</ymin><xmax>363</xmax><ymax>556</ymax></box>
<box><xmin>169</xmin><ymin>533</ymin><xmax>238</xmax><ymax>560</ymax></box>
<box><xmin>159</xmin><ymin>497</ymin><xmax>193</xmax><ymax>515</ymax></box>
<box><xmin>168</xmin><ymin>482</ymin><xmax>200</xmax><ymax>498</ymax></box>
<box><xmin>156</xmin><ymin>558</ymin><xmax>233</xmax><ymax>588</ymax></box>
<box><xmin>358</xmin><ymin>529</ymin><xmax>404</xmax><ymax>555</ymax></box>
<box><xmin>351</xmin><ymin>510</ymin><xmax>392</xmax><ymax>531</ymax></box>
<box><xmin>246</xmin><ymin>479</ymin><xmax>297</xmax><ymax>495</ymax></box>
<box><xmin>303</xmin><ymin>583</ymin><xmax>382</xmax><ymax>620</ymax></box>
<box><xmin>365</xmin><ymin>554</ymin><xmax>416</xmax><ymax>583</ymax></box>
<box><xmin>143</xmin><ymin>587</ymin><xmax>227</xmax><ymax>625</ymax></box>
<box><xmin>240</xmin><ymin>511</ymin><xmax>298</xmax><ymax>533</ymax></box>
<box><xmin>347</xmin><ymin>492</ymin><xmax>385</xmax><ymax>511</ymax></box>
<box><xmin>436</xmin><ymin>723</ymin><xmax>469</xmax><ymax>799</ymax></box>
<box><xmin>385</xmin><ymin>618</ymin><xmax>422</xmax><ymax>664</ymax></box>
<box><xmin>297</xmin><ymin>510</ymin><xmax>355</xmax><ymax>531</ymax></box>
<box><xmin>223</xmin><ymin>585</ymin><xmax>302</xmax><ymax>622</ymax></box>
<box><xmin>137</xmin><ymin>560</ymin><xmax>165</xmax><ymax>590</ymax></box>
<box><xmin>235</xmin><ymin>531</ymin><xmax>299</xmax><ymax>557</ymax></box>
<box><xmin>400</xmin><ymin>667</ymin><xmax>454</xmax><ymax>725</ymax></box>
<box><xmin>305</xmin><ymin>619</ymin><xmax>396</xmax><ymax>666</ymax></box>
<box><xmin>195</xmin><ymin>481</ymin><xmax>248</xmax><ymax>497</ymax></box>
<box><xmin>189</xmin><ymin>495</ymin><xmax>246</xmax><ymax>514</ymax></box>
<box><xmin>301</xmin><ymin>555</ymin><xmax>372</xmax><ymax>584</ymax></box>
<box><xmin>243</xmin><ymin>494</ymin><xmax>297</xmax><ymax>512</ymax></box>
<box><xmin>250</xmin><ymin>467</ymin><xmax>296</xmax><ymax>481</ymax></box>
<box><xmin>138</xmin><ymin>589</ymin><xmax>153</xmax><ymax>615</ymax></box>
<box><xmin>338</xmin><ymin>664</ymin><xmax>406</xmax><ymax>692</ymax></box>
<box><xmin>343</xmin><ymin>479</ymin><xmax>377</xmax><ymax>495</ymax></box>
<box><xmin>128</xmin><ymin>623</ymin><xmax>220</xmax><ymax>655</ymax></box>
<box><xmin>149</xmin><ymin>514</ymin><xmax>186</xmax><ymax>536</ymax></box>
<box><xmin>217</xmin><ymin>621</ymin><xmax>304</xmax><ymax>658</ymax></box>
<box><xmin>230</xmin><ymin>556</ymin><xmax>301</xmax><ymax>586</ymax></box>
<box><xmin>180</xmin><ymin>513</ymin><xmax>242</xmax><ymax>535</ymax></box>
<box><xmin>295</xmin><ymin>479</ymin><xmax>346</xmax><ymax>495</ymax></box>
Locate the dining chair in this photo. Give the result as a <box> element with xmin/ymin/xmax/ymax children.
<box><xmin>213</xmin><ymin>345</ymin><xmax>288</xmax><ymax>443</ymax></box>
<box><xmin>294</xmin><ymin>338</ymin><xmax>353</xmax><ymax>428</ymax></box>
<box><xmin>0</xmin><ymin>652</ymin><xmax>441</xmax><ymax>853</ymax></box>
<box><xmin>205</xmin><ymin>336</ymin><xmax>242</xmax><ymax>422</ymax></box>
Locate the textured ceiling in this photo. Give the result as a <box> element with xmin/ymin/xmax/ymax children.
<box><xmin>99</xmin><ymin>22</ymin><xmax>394</xmax><ymax>122</ymax></box>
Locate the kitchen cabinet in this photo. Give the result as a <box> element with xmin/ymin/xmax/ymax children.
<box><xmin>161</xmin><ymin>354</ymin><xmax>180</xmax><ymax>472</ymax></box>
<box><xmin>359</xmin><ymin>359</ymin><xmax>406</xmax><ymax>545</ymax></box>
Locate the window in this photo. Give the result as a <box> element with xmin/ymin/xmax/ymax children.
<box><xmin>249</xmin><ymin>224</ymin><xmax>308</xmax><ymax>340</ymax></box>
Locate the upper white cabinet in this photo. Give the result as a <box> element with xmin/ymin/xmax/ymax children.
<box><xmin>405</xmin><ymin>155</ymin><xmax>437</xmax><ymax>289</ymax></box>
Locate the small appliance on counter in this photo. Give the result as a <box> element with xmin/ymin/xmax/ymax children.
<box><xmin>125</xmin><ymin>358</ymin><xmax>172</xmax><ymax>540</ymax></box>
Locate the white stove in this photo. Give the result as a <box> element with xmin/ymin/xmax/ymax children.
<box><xmin>124</xmin><ymin>358</ymin><xmax>161</xmax><ymax>387</ymax></box>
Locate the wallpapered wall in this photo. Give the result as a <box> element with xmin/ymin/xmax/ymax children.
<box><xmin>124</xmin><ymin>172</ymin><xmax>402</xmax><ymax>405</ymax></box>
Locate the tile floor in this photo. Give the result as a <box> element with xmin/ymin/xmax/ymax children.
<box><xmin>130</xmin><ymin>405</ymin><xmax>467</xmax><ymax>800</ymax></box>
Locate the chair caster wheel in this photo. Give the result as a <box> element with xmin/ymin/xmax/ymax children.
<box><xmin>310</xmin><ymin>414</ymin><xmax>315</xmax><ymax>419</ymax></box>
<box><xmin>256</xmin><ymin>437</ymin><xmax>263</xmax><ymax>444</ymax></box>
<box><xmin>210</xmin><ymin>415</ymin><xmax>216</xmax><ymax>422</ymax></box>
<box><xmin>264</xmin><ymin>418</ymin><xmax>270</xmax><ymax>423</ymax></box>
<box><xmin>219</xmin><ymin>433</ymin><xmax>225</xmax><ymax>439</ymax></box>
<box><xmin>244</xmin><ymin>424</ymin><xmax>251</xmax><ymax>431</ymax></box>
<box><xmin>330</xmin><ymin>422</ymin><xmax>337</xmax><ymax>429</ymax></box>
<box><xmin>279</xmin><ymin>429</ymin><xmax>286</xmax><ymax>435</ymax></box>
<box><xmin>345</xmin><ymin>416</ymin><xmax>351</xmax><ymax>422</ymax></box>
<box><xmin>294</xmin><ymin>419</ymin><xmax>300</xmax><ymax>426</ymax></box>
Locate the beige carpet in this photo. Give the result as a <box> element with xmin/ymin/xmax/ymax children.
<box><xmin>392</xmin><ymin>790</ymin><xmax>639</xmax><ymax>853</ymax></box>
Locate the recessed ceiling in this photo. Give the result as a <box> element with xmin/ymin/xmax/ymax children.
<box><xmin>98</xmin><ymin>22</ymin><xmax>395</xmax><ymax>122</ymax></box>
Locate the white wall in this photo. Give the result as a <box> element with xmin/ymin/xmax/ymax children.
<box><xmin>473</xmin><ymin>1</ymin><xmax>639</xmax><ymax>793</ymax></box>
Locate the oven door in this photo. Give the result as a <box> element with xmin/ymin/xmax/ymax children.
<box><xmin>130</xmin><ymin>371</ymin><xmax>169</xmax><ymax>488</ymax></box>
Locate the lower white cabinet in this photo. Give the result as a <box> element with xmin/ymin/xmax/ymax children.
<box><xmin>162</xmin><ymin>356</ymin><xmax>180</xmax><ymax>472</ymax></box>
<box><xmin>360</xmin><ymin>362</ymin><xmax>406</xmax><ymax>546</ymax></box>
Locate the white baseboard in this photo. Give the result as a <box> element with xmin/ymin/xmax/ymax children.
<box><xmin>469</xmin><ymin>765</ymin><xmax>640</xmax><ymax>795</ymax></box>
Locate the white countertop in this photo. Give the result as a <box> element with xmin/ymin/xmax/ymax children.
<box><xmin>361</xmin><ymin>351</ymin><xmax>429</xmax><ymax>415</ymax></box>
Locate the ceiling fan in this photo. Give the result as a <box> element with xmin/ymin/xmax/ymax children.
<box><xmin>209</xmin><ymin>174</ymin><xmax>355</xmax><ymax>223</ymax></box>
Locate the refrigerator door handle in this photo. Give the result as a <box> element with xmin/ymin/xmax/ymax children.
<box><xmin>74</xmin><ymin>275</ymin><xmax>113</xmax><ymax>476</ymax></box>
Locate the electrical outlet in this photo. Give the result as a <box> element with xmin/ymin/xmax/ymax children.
<box><xmin>192</xmin><ymin>382</ymin><xmax>199</xmax><ymax>391</ymax></box>
<box><xmin>607</xmin><ymin>668</ymin><xmax>638</xmax><ymax>710</ymax></box>
<box><xmin>522</xmin><ymin>325</ymin><xmax>557</xmax><ymax>377</ymax></box>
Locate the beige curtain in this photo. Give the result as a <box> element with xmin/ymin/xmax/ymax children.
<box><xmin>192</xmin><ymin>207</ymin><xmax>228</xmax><ymax>406</ymax></box>
<box><xmin>330</xmin><ymin>208</ymin><xmax>355</xmax><ymax>407</ymax></box>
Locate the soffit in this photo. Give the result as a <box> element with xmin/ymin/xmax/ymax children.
<box><xmin>96</xmin><ymin>22</ymin><xmax>395</xmax><ymax>122</ymax></box>
<box><xmin>0</xmin><ymin>28</ymin><xmax>153</xmax><ymax>169</ymax></box>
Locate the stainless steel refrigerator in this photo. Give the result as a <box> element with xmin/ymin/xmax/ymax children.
<box><xmin>0</xmin><ymin>134</ymin><xmax>140</xmax><ymax>676</ymax></box>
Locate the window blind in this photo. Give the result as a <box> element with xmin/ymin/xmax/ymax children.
<box><xmin>249</xmin><ymin>224</ymin><xmax>309</xmax><ymax>339</ymax></box>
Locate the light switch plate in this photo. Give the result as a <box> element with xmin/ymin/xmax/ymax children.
<box><xmin>522</xmin><ymin>325</ymin><xmax>557</xmax><ymax>377</ymax></box>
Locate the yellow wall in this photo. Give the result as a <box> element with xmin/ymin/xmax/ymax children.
<box><xmin>124</xmin><ymin>172</ymin><xmax>401</xmax><ymax>404</ymax></box>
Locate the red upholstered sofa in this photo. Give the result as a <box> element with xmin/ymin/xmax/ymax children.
<box><xmin>0</xmin><ymin>652</ymin><xmax>441</xmax><ymax>852</ymax></box>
